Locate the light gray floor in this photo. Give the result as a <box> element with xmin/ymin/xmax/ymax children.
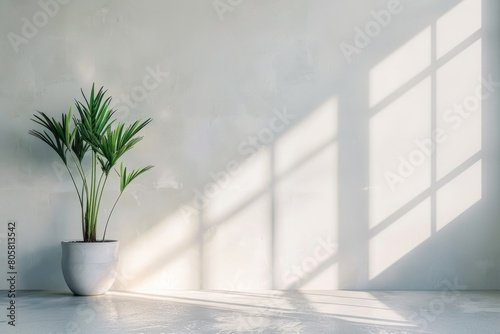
<box><xmin>1</xmin><ymin>290</ymin><xmax>500</xmax><ymax>333</ymax></box>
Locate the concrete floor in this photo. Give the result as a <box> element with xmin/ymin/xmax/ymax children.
<box><xmin>1</xmin><ymin>290</ymin><xmax>500</xmax><ymax>333</ymax></box>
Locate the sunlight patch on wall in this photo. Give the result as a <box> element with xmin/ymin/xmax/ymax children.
<box><xmin>369</xmin><ymin>78</ymin><xmax>431</xmax><ymax>228</ymax></box>
<box><xmin>118</xmin><ymin>210</ymin><xmax>200</xmax><ymax>290</ymax></box>
<box><xmin>202</xmin><ymin>148</ymin><xmax>272</xmax><ymax>289</ymax></box>
<box><xmin>274</xmin><ymin>98</ymin><xmax>338</xmax><ymax>289</ymax></box>
<box><xmin>275</xmin><ymin>144</ymin><xmax>338</xmax><ymax>289</ymax></box>
<box><xmin>275</xmin><ymin>97</ymin><xmax>338</xmax><ymax>175</ymax></box>
<box><xmin>367</xmin><ymin>0</ymin><xmax>483</xmax><ymax>284</ymax></box>
<box><xmin>369</xmin><ymin>27</ymin><xmax>431</xmax><ymax>107</ymax></box>
<box><xmin>204</xmin><ymin>148</ymin><xmax>271</xmax><ymax>223</ymax></box>
<box><xmin>76</xmin><ymin>58</ymin><xmax>96</xmax><ymax>83</ymax></box>
<box><xmin>369</xmin><ymin>198</ymin><xmax>431</xmax><ymax>279</ymax></box>
<box><xmin>203</xmin><ymin>194</ymin><xmax>273</xmax><ymax>290</ymax></box>
<box><xmin>436</xmin><ymin>0</ymin><xmax>482</xmax><ymax>59</ymax></box>
<box><xmin>437</xmin><ymin>160</ymin><xmax>482</xmax><ymax>231</ymax></box>
<box><xmin>436</xmin><ymin>39</ymin><xmax>482</xmax><ymax>181</ymax></box>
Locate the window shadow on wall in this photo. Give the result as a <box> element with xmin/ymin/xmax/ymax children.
<box><xmin>111</xmin><ymin>0</ymin><xmax>499</xmax><ymax>301</ymax></box>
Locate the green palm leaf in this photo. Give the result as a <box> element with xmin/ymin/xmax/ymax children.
<box><xmin>94</xmin><ymin>118</ymin><xmax>152</xmax><ymax>174</ymax></box>
<box><xmin>29</xmin><ymin>108</ymin><xmax>76</xmax><ymax>164</ymax></box>
<box><xmin>119</xmin><ymin>163</ymin><xmax>154</xmax><ymax>193</ymax></box>
<box><xmin>30</xmin><ymin>83</ymin><xmax>153</xmax><ymax>242</ymax></box>
<box><xmin>75</xmin><ymin>83</ymin><xmax>115</xmax><ymax>148</ymax></box>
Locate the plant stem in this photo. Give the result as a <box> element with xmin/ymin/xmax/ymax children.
<box><xmin>102</xmin><ymin>192</ymin><xmax>123</xmax><ymax>241</ymax></box>
<box><xmin>95</xmin><ymin>172</ymin><xmax>109</xmax><ymax>238</ymax></box>
<box><xmin>89</xmin><ymin>152</ymin><xmax>98</xmax><ymax>241</ymax></box>
<box><xmin>67</xmin><ymin>149</ymin><xmax>90</xmax><ymax>239</ymax></box>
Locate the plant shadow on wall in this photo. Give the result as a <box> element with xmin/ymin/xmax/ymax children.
<box><xmin>109</xmin><ymin>0</ymin><xmax>495</xmax><ymax>305</ymax></box>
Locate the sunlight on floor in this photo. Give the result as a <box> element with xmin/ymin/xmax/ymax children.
<box><xmin>292</xmin><ymin>291</ymin><xmax>414</xmax><ymax>327</ymax></box>
<box><xmin>110</xmin><ymin>290</ymin><xmax>416</xmax><ymax>329</ymax></box>
<box><xmin>14</xmin><ymin>290</ymin><xmax>500</xmax><ymax>333</ymax></box>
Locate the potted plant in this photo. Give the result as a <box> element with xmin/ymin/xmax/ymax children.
<box><xmin>29</xmin><ymin>84</ymin><xmax>153</xmax><ymax>295</ymax></box>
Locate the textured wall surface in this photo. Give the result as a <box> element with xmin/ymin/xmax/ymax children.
<box><xmin>0</xmin><ymin>0</ymin><xmax>499</xmax><ymax>291</ymax></box>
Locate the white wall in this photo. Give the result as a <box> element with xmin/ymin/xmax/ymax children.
<box><xmin>0</xmin><ymin>0</ymin><xmax>499</xmax><ymax>291</ymax></box>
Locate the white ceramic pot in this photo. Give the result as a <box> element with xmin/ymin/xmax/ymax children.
<box><xmin>61</xmin><ymin>240</ymin><xmax>119</xmax><ymax>296</ymax></box>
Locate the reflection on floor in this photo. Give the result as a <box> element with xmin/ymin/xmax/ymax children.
<box><xmin>2</xmin><ymin>290</ymin><xmax>500</xmax><ymax>333</ymax></box>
